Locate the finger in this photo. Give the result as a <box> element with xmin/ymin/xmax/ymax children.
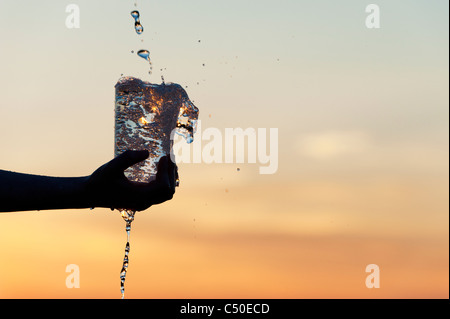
<box><xmin>110</xmin><ymin>150</ymin><xmax>149</xmax><ymax>172</ymax></box>
<box><xmin>168</xmin><ymin>158</ymin><xmax>176</xmax><ymax>192</ymax></box>
<box><xmin>151</xmin><ymin>156</ymin><xmax>174</xmax><ymax>203</ymax></box>
<box><xmin>155</xmin><ymin>156</ymin><xmax>169</xmax><ymax>186</ymax></box>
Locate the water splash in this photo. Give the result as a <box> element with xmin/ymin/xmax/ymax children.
<box><xmin>116</xmin><ymin>0</ymin><xmax>200</xmax><ymax>298</ymax></box>
<box><xmin>115</xmin><ymin>76</ymin><xmax>198</xmax><ymax>182</ymax></box>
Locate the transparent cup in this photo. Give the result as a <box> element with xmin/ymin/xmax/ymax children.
<box><xmin>115</xmin><ymin>76</ymin><xmax>198</xmax><ymax>184</ymax></box>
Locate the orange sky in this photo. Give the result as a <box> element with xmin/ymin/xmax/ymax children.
<box><xmin>0</xmin><ymin>173</ymin><xmax>448</xmax><ymax>298</ymax></box>
<box><xmin>0</xmin><ymin>0</ymin><xmax>448</xmax><ymax>298</ymax></box>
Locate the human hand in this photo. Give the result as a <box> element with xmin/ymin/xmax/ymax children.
<box><xmin>86</xmin><ymin>150</ymin><xmax>177</xmax><ymax>211</ymax></box>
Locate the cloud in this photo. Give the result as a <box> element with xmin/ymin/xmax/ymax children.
<box><xmin>296</xmin><ymin>131</ymin><xmax>370</xmax><ymax>160</ymax></box>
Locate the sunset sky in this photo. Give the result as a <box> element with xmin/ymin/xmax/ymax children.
<box><xmin>0</xmin><ymin>0</ymin><xmax>448</xmax><ymax>298</ymax></box>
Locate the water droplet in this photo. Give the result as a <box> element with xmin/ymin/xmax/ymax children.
<box><xmin>131</xmin><ymin>11</ymin><xmax>144</xmax><ymax>34</ymax></box>
<box><xmin>135</xmin><ymin>22</ymin><xmax>144</xmax><ymax>34</ymax></box>
<box><xmin>131</xmin><ymin>10</ymin><xmax>139</xmax><ymax>19</ymax></box>
<box><xmin>137</xmin><ymin>49</ymin><xmax>153</xmax><ymax>74</ymax></box>
<box><xmin>137</xmin><ymin>49</ymin><xmax>150</xmax><ymax>61</ymax></box>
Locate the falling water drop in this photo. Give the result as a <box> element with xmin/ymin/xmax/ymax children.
<box><xmin>137</xmin><ymin>50</ymin><xmax>152</xmax><ymax>75</ymax></box>
<box><xmin>131</xmin><ymin>10</ymin><xmax>144</xmax><ymax>34</ymax></box>
<box><xmin>119</xmin><ymin>209</ymin><xmax>135</xmax><ymax>299</ymax></box>
<box><xmin>120</xmin><ymin>228</ymin><xmax>131</xmax><ymax>299</ymax></box>
<box><xmin>130</xmin><ymin>10</ymin><xmax>139</xmax><ymax>19</ymax></box>
<box><xmin>135</xmin><ymin>22</ymin><xmax>144</xmax><ymax>34</ymax></box>
<box><xmin>137</xmin><ymin>49</ymin><xmax>150</xmax><ymax>61</ymax></box>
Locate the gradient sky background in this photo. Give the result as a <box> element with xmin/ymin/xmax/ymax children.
<box><xmin>0</xmin><ymin>0</ymin><xmax>448</xmax><ymax>298</ymax></box>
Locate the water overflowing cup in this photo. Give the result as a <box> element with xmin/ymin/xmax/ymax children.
<box><xmin>115</xmin><ymin>6</ymin><xmax>199</xmax><ymax>300</ymax></box>
<box><xmin>114</xmin><ymin>76</ymin><xmax>198</xmax><ymax>299</ymax></box>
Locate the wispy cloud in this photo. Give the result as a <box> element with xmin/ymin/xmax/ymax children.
<box><xmin>296</xmin><ymin>131</ymin><xmax>370</xmax><ymax>160</ymax></box>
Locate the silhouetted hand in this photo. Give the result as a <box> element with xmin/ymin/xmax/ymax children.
<box><xmin>0</xmin><ymin>150</ymin><xmax>177</xmax><ymax>213</ymax></box>
<box><xmin>87</xmin><ymin>150</ymin><xmax>178</xmax><ymax>211</ymax></box>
